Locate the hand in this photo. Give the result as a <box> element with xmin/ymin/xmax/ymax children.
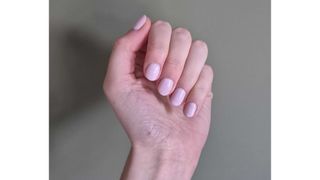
<box><xmin>103</xmin><ymin>15</ymin><xmax>214</xmax><ymax>180</ymax></box>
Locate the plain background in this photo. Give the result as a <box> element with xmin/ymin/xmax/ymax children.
<box><xmin>50</xmin><ymin>0</ymin><xmax>270</xmax><ymax>179</ymax></box>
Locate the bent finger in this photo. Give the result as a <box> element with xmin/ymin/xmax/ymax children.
<box><xmin>184</xmin><ymin>65</ymin><xmax>214</xmax><ymax>118</ymax></box>
<box><xmin>107</xmin><ymin>15</ymin><xmax>152</xmax><ymax>81</ymax></box>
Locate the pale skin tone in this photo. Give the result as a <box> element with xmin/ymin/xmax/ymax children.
<box><xmin>103</xmin><ymin>15</ymin><xmax>214</xmax><ymax>180</ymax></box>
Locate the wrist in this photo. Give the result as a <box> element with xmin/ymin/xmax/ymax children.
<box><xmin>121</xmin><ymin>144</ymin><xmax>200</xmax><ymax>180</ymax></box>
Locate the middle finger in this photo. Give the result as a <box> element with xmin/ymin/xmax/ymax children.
<box><xmin>157</xmin><ymin>27</ymin><xmax>192</xmax><ymax>96</ymax></box>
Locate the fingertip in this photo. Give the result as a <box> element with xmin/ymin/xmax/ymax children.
<box><xmin>133</xmin><ymin>15</ymin><xmax>146</xmax><ymax>30</ymax></box>
<box><xmin>202</xmin><ymin>65</ymin><xmax>215</xmax><ymax>83</ymax></box>
<box><xmin>132</xmin><ymin>15</ymin><xmax>151</xmax><ymax>31</ymax></box>
<box><xmin>184</xmin><ymin>102</ymin><xmax>197</xmax><ymax>118</ymax></box>
<box><xmin>145</xmin><ymin>63</ymin><xmax>161</xmax><ymax>81</ymax></box>
<box><xmin>107</xmin><ymin>15</ymin><xmax>152</xmax><ymax>78</ymax></box>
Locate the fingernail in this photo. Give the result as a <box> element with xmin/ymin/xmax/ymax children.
<box><xmin>145</xmin><ymin>63</ymin><xmax>160</xmax><ymax>81</ymax></box>
<box><xmin>158</xmin><ymin>78</ymin><xmax>174</xmax><ymax>96</ymax></box>
<box><xmin>170</xmin><ymin>88</ymin><xmax>186</xmax><ymax>106</ymax></box>
<box><xmin>133</xmin><ymin>15</ymin><xmax>147</xmax><ymax>30</ymax></box>
<box><xmin>184</xmin><ymin>102</ymin><xmax>197</xmax><ymax>118</ymax></box>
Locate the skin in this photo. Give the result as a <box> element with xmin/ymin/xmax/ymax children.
<box><xmin>103</xmin><ymin>15</ymin><xmax>214</xmax><ymax>180</ymax></box>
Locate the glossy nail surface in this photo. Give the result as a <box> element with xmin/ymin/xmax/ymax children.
<box><xmin>133</xmin><ymin>15</ymin><xmax>147</xmax><ymax>30</ymax></box>
<box><xmin>184</xmin><ymin>102</ymin><xmax>197</xmax><ymax>118</ymax></box>
<box><xmin>158</xmin><ymin>78</ymin><xmax>174</xmax><ymax>96</ymax></box>
<box><xmin>170</xmin><ymin>88</ymin><xmax>186</xmax><ymax>106</ymax></box>
<box><xmin>145</xmin><ymin>63</ymin><xmax>160</xmax><ymax>81</ymax></box>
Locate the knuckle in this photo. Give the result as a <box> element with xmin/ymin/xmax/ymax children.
<box><xmin>197</xmin><ymin>84</ymin><xmax>207</xmax><ymax>93</ymax></box>
<box><xmin>193</xmin><ymin>81</ymin><xmax>207</xmax><ymax>95</ymax></box>
<box><xmin>166</xmin><ymin>58</ymin><xmax>182</xmax><ymax>68</ymax></box>
<box><xmin>193</xmin><ymin>40</ymin><xmax>208</xmax><ymax>52</ymax></box>
<box><xmin>103</xmin><ymin>81</ymin><xmax>114</xmax><ymax>97</ymax></box>
<box><xmin>114</xmin><ymin>37</ymin><xmax>129</xmax><ymax>49</ymax></box>
<box><xmin>103</xmin><ymin>77</ymin><xmax>120</xmax><ymax>99</ymax></box>
<box><xmin>153</xmin><ymin>20</ymin><xmax>172</xmax><ymax>30</ymax></box>
<box><xmin>148</xmin><ymin>41</ymin><xmax>167</xmax><ymax>52</ymax></box>
<box><xmin>148</xmin><ymin>47</ymin><xmax>167</xmax><ymax>60</ymax></box>
<box><xmin>173</xmin><ymin>27</ymin><xmax>191</xmax><ymax>40</ymax></box>
<box><xmin>202</xmin><ymin>65</ymin><xmax>215</xmax><ymax>80</ymax></box>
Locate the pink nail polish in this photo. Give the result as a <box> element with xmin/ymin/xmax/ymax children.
<box><xmin>145</xmin><ymin>63</ymin><xmax>160</xmax><ymax>81</ymax></box>
<box><xmin>170</xmin><ymin>88</ymin><xmax>186</xmax><ymax>106</ymax></box>
<box><xmin>184</xmin><ymin>102</ymin><xmax>197</xmax><ymax>118</ymax></box>
<box><xmin>133</xmin><ymin>15</ymin><xmax>147</xmax><ymax>30</ymax></box>
<box><xmin>158</xmin><ymin>78</ymin><xmax>174</xmax><ymax>96</ymax></box>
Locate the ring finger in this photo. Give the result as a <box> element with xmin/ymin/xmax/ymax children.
<box><xmin>170</xmin><ymin>40</ymin><xmax>208</xmax><ymax>106</ymax></box>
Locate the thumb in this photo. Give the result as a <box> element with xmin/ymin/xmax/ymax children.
<box><xmin>106</xmin><ymin>15</ymin><xmax>151</xmax><ymax>81</ymax></box>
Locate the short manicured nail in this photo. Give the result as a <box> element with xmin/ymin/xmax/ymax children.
<box><xmin>184</xmin><ymin>102</ymin><xmax>197</xmax><ymax>118</ymax></box>
<box><xmin>145</xmin><ymin>63</ymin><xmax>160</xmax><ymax>81</ymax></box>
<box><xmin>133</xmin><ymin>15</ymin><xmax>147</xmax><ymax>30</ymax></box>
<box><xmin>158</xmin><ymin>78</ymin><xmax>174</xmax><ymax>96</ymax></box>
<box><xmin>170</xmin><ymin>88</ymin><xmax>186</xmax><ymax>106</ymax></box>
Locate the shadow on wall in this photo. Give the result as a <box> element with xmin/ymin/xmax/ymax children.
<box><xmin>49</xmin><ymin>28</ymin><xmax>113</xmax><ymax>122</ymax></box>
<box><xmin>49</xmin><ymin>0</ymin><xmax>169</xmax><ymax>123</ymax></box>
<box><xmin>49</xmin><ymin>0</ymin><xmax>179</xmax><ymax>124</ymax></box>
